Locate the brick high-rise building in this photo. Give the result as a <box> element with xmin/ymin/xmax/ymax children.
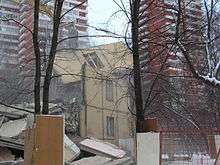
<box><xmin>139</xmin><ymin>0</ymin><xmax>203</xmax><ymax>75</ymax></box>
<box><xmin>15</xmin><ymin>0</ymin><xmax>90</xmax><ymax>103</ymax></box>
<box><xmin>138</xmin><ymin>0</ymin><xmax>217</xmax><ymax>129</ymax></box>
<box><xmin>0</xmin><ymin>0</ymin><xmax>89</xmax><ymax>103</ymax></box>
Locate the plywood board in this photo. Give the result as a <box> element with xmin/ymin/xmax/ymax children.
<box><xmin>24</xmin><ymin>115</ymin><xmax>64</xmax><ymax>165</ymax></box>
<box><xmin>24</xmin><ymin>128</ymin><xmax>35</xmax><ymax>165</ymax></box>
<box><xmin>34</xmin><ymin>115</ymin><xmax>64</xmax><ymax>165</ymax></box>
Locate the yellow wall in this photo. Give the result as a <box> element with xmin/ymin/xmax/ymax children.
<box><xmin>80</xmin><ymin>66</ymin><xmax>134</xmax><ymax>143</ymax></box>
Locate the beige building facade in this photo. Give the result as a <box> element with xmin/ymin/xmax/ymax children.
<box><xmin>54</xmin><ymin>42</ymin><xmax>135</xmax><ymax>147</ymax></box>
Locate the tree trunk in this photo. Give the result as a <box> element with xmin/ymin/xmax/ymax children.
<box><xmin>42</xmin><ymin>0</ymin><xmax>63</xmax><ymax>114</ymax></box>
<box><xmin>33</xmin><ymin>0</ymin><xmax>41</xmax><ymax>114</ymax></box>
<box><xmin>131</xmin><ymin>0</ymin><xmax>145</xmax><ymax>133</ymax></box>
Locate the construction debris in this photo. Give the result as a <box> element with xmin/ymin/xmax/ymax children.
<box><xmin>0</xmin><ymin>119</ymin><xmax>27</xmax><ymax>138</ymax></box>
<box><xmin>79</xmin><ymin>138</ymin><xmax>126</xmax><ymax>159</ymax></box>
<box><xmin>0</xmin><ymin>147</ymin><xmax>14</xmax><ymax>161</ymax></box>
<box><xmin>0</xmin><ymin>118</ymin><xmax>26</xmax><ymax>152</ymax></box>
<box><xmin>215</xmin><ymin>149</ymin><xmax>220</xmax><ymax>165</ymax></box>
<box><xmin>69</xmin><ymin>156</ymin><xmax>134</xmax><ymax>165</ymax></box>
<box><xmin>0</xmin><ymin>160</ymin><xmax>24</xmax><ymax>165</ymax></box>
<box><xmin>70</xmin><ymin>156</ymin><xmax>111</xmax><ymax>165</ymax></box>
<box><xmin>0</xmin><ymin>137</ymin><xmax>23</xmax><ymax>151</ymax></box>
<box><xmin>64</xmin><ymin>135</ymin><xmax>80</xmax><ymax>162</ymax></box>
<box><xmin>0</xmin><ymin>107</ymin><xmax>133</xmax><ymax>164</ymax></box>
<box><xmin>103</xmin><ymin>157</ymin><xmax>134</xmax><ymax>165</ymax></box>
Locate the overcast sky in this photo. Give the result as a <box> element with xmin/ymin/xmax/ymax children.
<box><xmin>88</xmin><ymin>0</ymin><xmax>128</xmax><ymax>46</ymax></box>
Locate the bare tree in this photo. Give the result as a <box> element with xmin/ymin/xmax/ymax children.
<box><xmin>31</xmin><ymin>0</ymin><xmax>87</xmax><ymax>114</ymax></box>
<box><xmin>108</xmin><ymin>0</ymin><xmax>220</xmax><ymax>131</ymax></box>
<box><xmin>130</xmin><ymin>0</ymin><xmax>145</xmax><ymax>132</ymax></box>
<box><xmin>175</xmin><ymin>0</ymin><xmax>220</xmax><ymax>87</ymax></box>
<box><xmin>33</xmin><ymin>0</ymin><xmax>41</xmax><ymax>114</ymax></box>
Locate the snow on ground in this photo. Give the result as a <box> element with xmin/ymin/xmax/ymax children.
<box><xmin>162</xmin><ymin>154</ymin><xmax>215</xmax><ymax>165</ymax></box>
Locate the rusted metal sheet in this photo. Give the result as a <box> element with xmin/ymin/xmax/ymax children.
<box><xmin>143</xmin><ymin>118</ymin><xmax>158</xmax><ymax>132</ymax></box>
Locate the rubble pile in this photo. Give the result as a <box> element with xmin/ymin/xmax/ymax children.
<box><xmin>0</xmin><ymin>112</ymin><xmax>134</xmax><ymax>164</ymax></box>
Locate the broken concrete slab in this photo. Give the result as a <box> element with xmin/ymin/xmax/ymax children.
<box><xmin>0</xmin><ymin>119</ymin><xmax>27</xmax><ymax>138</ymax></box>
<box><xmin>70</xmin><ymin>156</ymin><xmax>111</xmax><ymax>165</ymax></box>
<box><xmin>69</xmin><ymin>156</ymin><xmax>134</xmax><ymax>165</ymax></box>
<box><xmin>0</xmin><ymin>105</ymin><xmax>32</xmax><ymax>119</ymax></box>
<box><xmin>0</xmin><ymin>160</ymin><xmax>23</xmax><ymax>165</ymax></box>
<box><xmin>0</xmin><ymin>137</ymin><xmax>24</xmax><ymax>151</ymax></box>
<box><xmin>79</xmin><ymin>138</ymin><xmax>126</xmax><ymax>159</ymax></box>
<box><xmin>104</xmin><ymin>157</ymin><xmax>134</xmax><ymax>165</ymax></box>
<box><xmin>64</xmin><ymin>135</ymin><xmax>80</xmax><ymax>162</ymax></box>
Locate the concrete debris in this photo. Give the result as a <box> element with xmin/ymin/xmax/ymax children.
<box><xmin>0</xmin><ymin>137</ymin><xmax>23</xmax><ymax>150</ymax></box>
<box><xmin>70</xmin><ymin>156</ymin><xmax>111</xmax><ymax>165</ymax></box>
<box><xmin>104</xmin><ymin>157</ymin><xmax>134</xmax><ymax>165</ymax></box>
<box><xmin>0</xmin><ymin>119</ymin><xmax>27</xmax><ymax>138</ymax></box>
<box><xmin>0</xmin><ymin>116</ymin><xmax>4</xmax><ymax>127</ymax></box>
<box><xmin>64</xmin><ymin>135</ymin><xmax>80</xmax><ymax>162</ymax></box>
<box><xmin>0</xmin><ymin>160</ymin><xmax>23</xmax><ymax>165</ymax></box>
<box><xmin>0</xmin><ymin>105</ymin><xmax>32</xmax><ymax>119</ymax></box>
<box><xmin>0</xmin><ymin>111</ymin><xmax>133</xmax><ymax>164</ymax></box>
<box><xmin>0</xmin><ymin>147</ymin><xmax>14</xmax><ymax>161</ymax></box>
<box><xmin>79</xmin><ymin>138</ymin><xmax>126</xmax><ymax>159</ymax></box>
<box><xmin>69</xmin><ymin>156</ymin><xmax>134</xmax><ymax>165</ymax></box>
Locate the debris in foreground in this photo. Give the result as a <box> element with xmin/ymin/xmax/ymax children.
<box><xmin>79</xmin><ymin>138</ymin><xmax>126</xmax><ymax>159</ymax></box>
<box><xmin>0</xmin><ymin>112</ymin><xmax>133</xmax><ymax>164</ymax></box>
<box><xmin>215</xmin><ymin>149</ymin><xmax>220</xmax><ymax>165</ymax></box>
<box><xmin>65</xmin><ymin>135</ymin><xmax>81</xmax><ymax>162</ymax></box>
<box><xmin>69</xmin><ymin>155</ymin><xmax>134</xmax><ymax>165</ymax></box>
<box><xmin>0</xmin><ymin>160</ymin><xmax>23</xmax><ymax>165</ymax></box>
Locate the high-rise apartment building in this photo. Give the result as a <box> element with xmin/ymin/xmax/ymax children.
<box><xmin>0</xmin><ymin>0</ymin><xmax>20</xmax><ymax>69</ymax></box>
<box><xmin>73</xmin><ymin>0</ymin><xmax>89</xmax><ymax>47</ymax></box>
<box><xmin>18</xmin><ymin>0</ymin><xmax>89</xmax><ymax>70</ymax></box>
<box><xmin>0</xmin><ymin>0</ymin><xmax>88</xmax><ymax>103</ymax></box>
<box><xmin>138</xmin><ymin>0</ymin><xmax>216</xmax><ymax>128</ymax></box>
<box><xmin>139</xmin><ymin>0</ymin><xmax>203</xmax><ymax>73</ymax></box>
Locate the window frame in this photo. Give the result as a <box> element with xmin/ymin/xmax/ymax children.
<box><xmin>83</xmin><ymin>52</ymin><xmax>104</xmax><ymax>69</ymax></box>
<box><xmin>105</xmin><ymin>80</ymin><xmax>113</xmax><ymax>101</ymax></box>
<box><xmin>106</xmin><ymin>116</ymin><xmax>115</xmax><ymax>138</ymax></box>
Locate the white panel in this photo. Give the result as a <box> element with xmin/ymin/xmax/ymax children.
<box><xmin>137</xmin><ymin>133</ymin><xmax>160</xmax><ymax>165</ymax></box>
<box><xmin>215</xmin><ymin>135</ymin><xmax>220</xmax><ymax>153</ymax></box>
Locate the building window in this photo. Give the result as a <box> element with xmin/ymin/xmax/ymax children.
<box><xmin>106</xmin><ymin>116</ymin><xmax>114</xmax><ymax>137</ymax></box>
<box><xmin>83</xmin><ymin>52</ymin><xmax>103</xmax><ymax>69</ymax></box>
<box><xmin>106</xmin><ymin>80</ymin><xmax>113</xmax><ymax>101</ymax></box>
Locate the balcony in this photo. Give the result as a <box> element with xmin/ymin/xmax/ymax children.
<box><xmin>20</xmin><ymin>4</ymin><xmax>29</xmax><ymax>12</ymax></box>
<box><xmin>18</xmin><ymin>47</ymin><xmax>27</xmax><ymax>55</ymax></box>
